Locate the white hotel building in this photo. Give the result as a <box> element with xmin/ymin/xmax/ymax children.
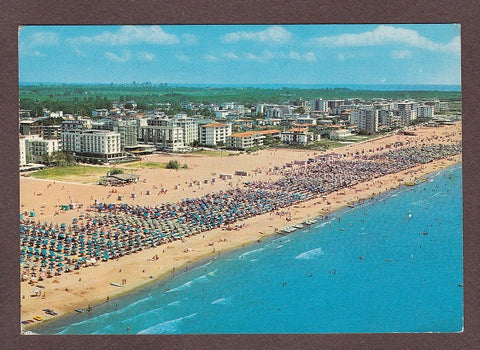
<box><xmin>61</xmin><ymin>129</ymin><xmax>122</xmax><ymax>160</ymax></box>
<box><xmin>19</xmin><ymin>134</ymin><xmax>59</xmax><ymax>165</ymax></box>
<box><xmin>199</xmin><ymin>123</ymin><xmax>232</xmax><ymax>146</ymax></box>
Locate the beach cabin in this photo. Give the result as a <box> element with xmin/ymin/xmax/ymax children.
<box><xmin>100</xmin><ymin>173</ymin><xmax>140</xmax><ymax>186</ymax></box>
<box><xmin>219</xmin><ymin>173</ymin><xmax>233</xmax><ymax>180</ymax></box>
<box><xmin>235</xmin><ymin>171</ymin><xmax>249</xmax><ymax>176</ymax></box>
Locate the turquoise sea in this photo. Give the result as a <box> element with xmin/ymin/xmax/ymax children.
<box><xmin>34</xmin><ymin>164</ymin><xmax>463</xmax><ymax>334</ymax></box>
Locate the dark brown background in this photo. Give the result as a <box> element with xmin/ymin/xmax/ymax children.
<box><xmin>1</xmin><ymin>0</ymin><xmax>478</xmax><ymax>348</ymax></box>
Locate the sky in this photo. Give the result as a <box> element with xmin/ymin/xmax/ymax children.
<box><xmin>18</xmin><ymin>24</ymin><xmax>461</xmax><ymax>86</ymax></box>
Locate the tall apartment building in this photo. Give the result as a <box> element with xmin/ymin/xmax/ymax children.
<box><xmin>146</xmin><ymin>115</ymin><xmax>198</xmax><ymax>148</ymax></box>
<box><xmin>437</xmin><ymin>101</ymin><xmax>449</xmax><ymax>111</ymax></box>
<box><xmin>398</xmin><ymin>109</ymin><xmax>417</xmax><ymax>125</ymax></box>
<box><xmin>350</xmin><ymin>108</ymin><xmax>379</xmax><ymax>133</ymax></box>
<box><xmin>91</xmin><ymin>119</ymin><xmax>138</xmax><ymax>149</ymax></box>
<box><xmin>139</xmin><ymin>125</ymin><xmax>185</xmax><ymax>152</ymax></box>
<box><xmin>310</xmin><ymin>99</ymin><xmax>328</xmax><ymax>112</ymax></box>
<box><xmin>328</xmin><ymin>100</ymin><xmax>344</xmax><ymax>115</ymax></box>
<box><xmin>358</xmin><ymin>110</ymin><xmax>379</xmax><ymax>134</ymax></box>
<box><xmin>173</xmin><ymin>114</ymin><xmax>198</xmax><ymax>146</ymax></box>
<box><xmin>199</xmin><ymin>123</ymin><xmax>232</xmax><ymax>146</ymax></box>
<box><xmin>378</xmin><ymin>110</ymin><xmax>398</xmax><ymax>127</ymax></box>
<box><xmin>266</xmin><ymin>107</ymin><xmax>284</xmax><ymax>119</ymax></box>
<box><xmin>417</xmin><ymin>105</ymin><xmax>434</xmax><ymax>119</ymax></box>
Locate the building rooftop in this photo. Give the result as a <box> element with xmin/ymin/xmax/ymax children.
<box><xmin>285</xmin><ymin>128</ymin><xmax>308</xmax><ymax>133</ymax></box>
<box><xmin>201</xmin><ymin>123</ymin><xmax>228</xmax><ymax>128</ymax></box>
<box><xmin>109</xmin><ymin>173</ymin><xmax>139</xmax><ymax>181</ymax></box>
<box><xmin>230</xmin><ymin>129</ymin><xmax>280</xmax><ymax>138</ymax></box>
<box><xmin>257</xmin><ymin>129</ymin><xmax>280</xmax><ymax>135</ymax></box>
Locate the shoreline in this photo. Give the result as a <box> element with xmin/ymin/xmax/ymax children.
<box><xmin>23</xmin><ymin>156</ymin><xmax>462</xmax><ymax>333</ymax></box>
<box><xmin>20</xmin><ymin>123</ymin><xmax>462</xmax><ymax>332</ymax></box>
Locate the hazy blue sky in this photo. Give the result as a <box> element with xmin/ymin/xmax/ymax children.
<box><xmin>19</xmin><ymin>24</ymin><xmax>461</xmax><ymax>85</ymax></box>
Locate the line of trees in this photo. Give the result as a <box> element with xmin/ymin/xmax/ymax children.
<box><xmin>41</xmin><ymin>151</ymin><xmax>76</xmax><ymax>166</ymax></box>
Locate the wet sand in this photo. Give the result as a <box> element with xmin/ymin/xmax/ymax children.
<box><xmin>20</xmin><ymin>122</ymin><xmax>462</xmax><ymax>329</ymax></box>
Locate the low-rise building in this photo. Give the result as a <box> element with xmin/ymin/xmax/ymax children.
<box><xmin>42</xmin><ymin>125</ymin><xmax>62</xmax><ymax>141</ymax></box>
<box><xmin>329</xmin><ymin>129</ymin><xmax>353</xmax><ymax>140</ymax></box>
<box><xmin>20</xmin><ymin>135</ymin><xmax>60</xmax><ymax>164</ymax></box>
<box><xmin>227</xmin><ymin>129</ymin><xmax>280</xmax><ymax>150</ymax></box>
<box><xmin>19</xmin><ymin>120</ymin><xmax>43</xmax><ymax>136</ymax></box>
<box><xmin>92</xmin><ymin>109</ymin><xmax>109</xmax><ymax>118</ymax></box>
<box><xmin>27</xmin><ymin>136</ymin><xmax>59</xmax><ymax>163</ymax></box>
<box><xmin>280</xmin><ymin>128</ymin><xmax>314</xmax><ymax>145</ymax></box>
<box><xmin>61</xmin><ymin>118</ymin><xmax>92</xmax><ymax>132</ymax></box>
<box><xmin>295</xmin><ymin>117</ymin><xmax>316</xmax><ymax>126</ymax></box>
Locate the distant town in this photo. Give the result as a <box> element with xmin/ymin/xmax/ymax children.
<box><xmin>19</xmin><ymin>90</ymin><xmax>461</xmax><ymax>172</ymax></box>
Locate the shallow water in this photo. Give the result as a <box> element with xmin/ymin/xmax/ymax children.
<box><xmin>34</xmin><ymin>164</ymin><xmax>463</xmax><ymax>334</ymax></box>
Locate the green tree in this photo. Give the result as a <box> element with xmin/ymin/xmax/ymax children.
<box><xmin>166</xmin><ymin>160</ymin><xmax>180</xmax><ymax>169</ymax></box>
<box><xmin>110</xmin><ymin>168</ymin><xmax>124</xmax><ymax>175</ymax></box>
<box><xmin>41</xmin><ymin>153</ymin><xmax>53</xmax><ymax>165</ymax></box>
<box><xmin>190</xmin><ymin>140</ymin><xmax>200</xmax><ymax>148</ymax></box>
<box><xmin>294</xmin><ymin>107</ymin><xmax>305</xmax><ymax>114</ymax></box>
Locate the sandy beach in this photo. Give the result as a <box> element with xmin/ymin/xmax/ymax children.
<box><xmin>20</xmin><ymin>122</ymin><xmax>462</xmax><ymax>329</ymax></box>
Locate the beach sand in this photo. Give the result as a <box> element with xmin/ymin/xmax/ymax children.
<box><xmin>20</xmin><ymin>122</ymin><xmax>462</xmax><ymax>329</ymax></box>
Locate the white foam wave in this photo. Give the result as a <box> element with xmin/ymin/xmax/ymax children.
<box><xmin>239</xmin><ymin>248</ymin><xmax>263</xmax><ymax>259</ymax></box>
<box><xmin>317</xmin><ymin>220</ymin><xmax>334</xmax><ymax>228</ymax></box>
<box><xmin>167</xmin><ymin>280</ymin><xmax>193</xmax><ymax>292</ymax></box>
<box><xmin>207</xmin><ymin>269</ymin><xmax>217</xmax><ymax>277</ymax></box>
<box><xmin>117</xmin><ymin>295</ymin><xmax>154</xmax><ymax>314</ymax></box>
<box><xmin>167</xmin><ymin>300</ymin><xmax>181</xmax><ymax>307</ymax></box>
<box><xmin>136</xmin><ymin>313</ymin><xmax>197</xmax><ymax>334</ymax></box>
<box><xmin>91</xmin><ymin>324</ymin><xmax>114</xmax><ymax>335</ymax></box>
<box><xmin>167</xmin><ymin>272</ymin><xmax>213</xmax><ymax>293</ymax></box>
<box><xmin>211</xmin><ymin>297</ymin><xmax>232</xmax><ymax>305</ymax></box>
<box><xmin>295</xmin><ymin>247</ymin><xmax>324</xmax><ymax>260</ymax></box>
<box><xmin>62</xmin><ymin>309</ymin><xmax>117</xmax><ymax>330</ymax></box>
<box><xmin>121</xmin><ymin>306</ymin><xmax>164</xmax><ymax>324</ymax></box>
<box><xmin>192</xmin><ymin>274</ymin><xmax>209</xmax><ymax>283</ymax></box>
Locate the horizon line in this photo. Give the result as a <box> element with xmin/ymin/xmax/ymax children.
<box><xmin>19</xmin><ymin>82</ymin><xmax>461</xmax><ymax>85</ymax></box>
